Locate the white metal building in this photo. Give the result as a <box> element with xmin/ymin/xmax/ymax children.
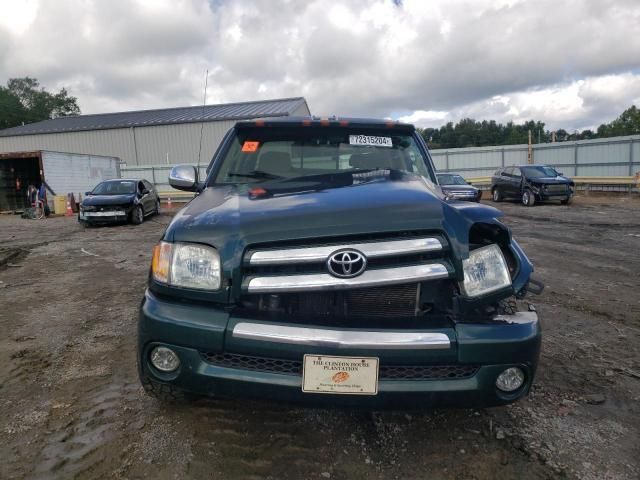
<box><xmin>0</xmin><ymin>150</ymin><xmax>119</xmax><ymax>211</ymax></box>
<box><xmin>0</xmin><ymin>97</ymin><xmax>311</xmax><ymax>168</ymax></box>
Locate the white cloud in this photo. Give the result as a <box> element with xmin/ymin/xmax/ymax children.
<box><xmin>0</xmin><ymin>0</ymin><xmax>638</xmax><ymax>132</ymax></box>
<box><xmin>0</xmin><ymin>0</ymin><xmax>38</xmax><ymax>35</ymax></box>
<box><xmin>398</xmin><ymin>110</ymin><xmax>449</xmax><ymax>127</ymax></box>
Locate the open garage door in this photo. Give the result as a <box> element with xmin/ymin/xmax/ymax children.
<box><xmin>0</xmin><ymin>152</ymin><xmax>43</xmax><ymax>212</ymax></box>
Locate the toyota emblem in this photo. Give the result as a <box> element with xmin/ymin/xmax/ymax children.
<box><xmin>327</xmin><ymin>249</ymin><xmax>367</xmax><ymax>278</ymax></box>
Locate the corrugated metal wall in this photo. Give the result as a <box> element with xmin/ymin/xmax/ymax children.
<box><xmin>0</xmin><ymin>129</ymin><xmax>134</xmax><ymax>164</ymax></box>
<box><xmin>431</xmin><ymin>135</ymin><xmax>640</xmax><ymax>178</ymax></box>
<box><xmin>42</xmin><ymin>151</ymin><xmax>119</xmax><ymax>197</ymax></box>
<box><xmin>0</xmin><ymin>120</ymin><xmax>238</xmax><ymax>167</ymax></box>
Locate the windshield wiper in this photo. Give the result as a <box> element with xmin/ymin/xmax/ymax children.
<box><xmin>227</xmin><ymin>170</ymin><xmax>284</xmax><ymax>180</ymax></box>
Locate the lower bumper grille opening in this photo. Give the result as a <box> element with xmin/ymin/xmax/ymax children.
<box><xmin>200</xmin><ymin>352</ymin><xmax>479</xmax><ymax>380</ymax></box>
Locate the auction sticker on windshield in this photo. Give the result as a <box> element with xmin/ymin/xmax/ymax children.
<box><xmin>241</xmin><ymin>141</ymin><xmax>260</xmax><ymax>152</ymax></box>
<box><xmin>302</xmin><ymin>355</ymin><xmax>379</xmax><ymax>395</ymax></box>
<box><xmin>349</xmin><ymin>135</ymin><xmax>392</xmax><ymax>148</ymax></box>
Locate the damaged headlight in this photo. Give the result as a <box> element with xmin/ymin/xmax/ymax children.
<box><xmin>460</xmin><ymin>244</ymin><xmax>511</xmax><ymax>297</ymax></box>
<box><xmin>151</xmin><ymin>241</ymin><xmax>221</xmax><ymax>290</ymax></box>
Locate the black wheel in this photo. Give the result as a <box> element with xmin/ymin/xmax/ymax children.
<box><xmin>522</xmin><ymin>189</ymin><xmax>535</xmax><ymax>207</ymax></box>
<box><xmin>561</xmin><ymin>196</ymin><xmax>572</xmax><ymax>205</ymax></box>
<box><xmin>155</xmin><ymin>200</ymin><xmax>161</xmax><ymax>215</ymax></box>
<box><xmin>139</xmin><ymin>372</ymin><xmax>190</xmax><ymax>403</ymax></box>
<box><xmin>137</xmin><ymin>356</ymin><xmax>191</xmax><ymax>403</ymax></box>
<box><xmin>492</xmin><ymin>188</ymin><xmax>503</xmax><ymax>202</ymax></box>
<box><xmin>131</xmin><ymin>205</ymin><xmax>144</xmax><ymax>224</ymax></box>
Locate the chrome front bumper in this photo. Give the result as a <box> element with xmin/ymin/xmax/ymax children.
<box><xmin>232</xmin><ymin>322</ymin><xmax>452</xmax><ymax>350</ymax></box>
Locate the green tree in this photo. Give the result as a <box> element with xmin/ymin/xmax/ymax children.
<box><xmin>0</xmin><ymin>87</ymin><xmax>27</xmax><ymax>129</ymax></box>
<box><xmin>0</xmin><ymin>77</ymin><xmax>80</xmax><ymax>129</ymax></box>
<box><xmin>602</xmin><ymin>105</ymin><xmax>640</xmax><ymax>136</ymax></box>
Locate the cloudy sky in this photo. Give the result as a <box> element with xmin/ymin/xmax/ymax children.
<box><xmin>1</xmin><ymin>0</ymin><xmax>639</xmax><ymax>131</ymax></box>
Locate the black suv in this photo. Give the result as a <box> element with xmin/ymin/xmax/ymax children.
<box><xmin>437</xmin><ymin>173</ymin><xmax>481</xmax><ymax>202</ymax></box>
<box><xmin>491</xmin><ymin>165</ymin><xmax>574</xmax><ymax>206</ymax></box>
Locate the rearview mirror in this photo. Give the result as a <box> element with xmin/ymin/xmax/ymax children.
<box><xmin>169</xmin><ymin>164</ymin><xmax>199</xmax><ymax>191</ymax></box>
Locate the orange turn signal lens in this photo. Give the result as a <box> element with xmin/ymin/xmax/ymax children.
<box><xmin>151</xmin><ymin>242</ymin><xmax>172</xmax><ymax>283</ymax></box>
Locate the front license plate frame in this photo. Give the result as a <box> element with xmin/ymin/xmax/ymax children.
<box><xmin>302</xmin><ymin>355</ymin><xmax>379</xmax><ymax>395</ymax></box>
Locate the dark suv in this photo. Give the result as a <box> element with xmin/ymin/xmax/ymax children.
<box><xmin>491</xmin><ymin>165</ymin><xmax>574</xmax><ymax>206</ymax></box>
<box><xmin>138</xmin><ymin>117</ymin><xmax>542</xmax><ymax>408</ymax></box>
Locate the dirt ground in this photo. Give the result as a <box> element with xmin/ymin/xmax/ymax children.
<box><xmin>1</xmin><ymin>194</ymin><xmax>639</xmax><ymax>480</ymax></box>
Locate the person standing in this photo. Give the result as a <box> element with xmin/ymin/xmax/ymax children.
<box><xmin>38</xmin><ymin>182</ymin><xmax>50</xmax><ymax>217</ymax></box>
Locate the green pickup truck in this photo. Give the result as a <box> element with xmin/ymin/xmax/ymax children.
<box><xmin>138</xmin><ymin>117</ymin><xmax>542</xmax><ymax>408</ymax></box>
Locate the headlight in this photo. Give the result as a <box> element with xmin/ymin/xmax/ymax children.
<box><xmin>460</xmin><ymin>244</ymin><xmax>511</xmax><ymax>297</ymax></box>
<box><xmin>151</xmin><ymin>241</ymin><xmax>221</xmax><ymax>290</ymax></box>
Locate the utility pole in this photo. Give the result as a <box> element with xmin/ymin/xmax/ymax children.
<box><xmin>528</xmin><ymin>129</ymin><xmax>533</xmax><ymax>164</ymax></box>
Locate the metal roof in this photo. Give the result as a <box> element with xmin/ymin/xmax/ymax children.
<box><xmin>234</xmin><ymin>116</ymin><xmax>414</xmax><ymax>130</ymax></box>
<box><xmin>0</xmin><ymin>97</ymin><xmax>309</xmax><ymax>137</ymax></box>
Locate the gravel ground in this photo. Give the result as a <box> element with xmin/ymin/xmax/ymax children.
<box><xmin>0</xmin><ymin>195</ymin><xmax>639</xmax><ymax>480</ymax></box>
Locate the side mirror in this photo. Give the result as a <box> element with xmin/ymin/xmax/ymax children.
<box><xmin>141</xmin><ymin>188</ymin><xmax>150</xmax><ymax>195</ymax></box>
<box><xmin>85</xmin><ymin>191</ymin><xmax>92</xmax><ymax>196</ymax></box>
<box><xmin>557</xmin><ymin>172</ymin><xmax>564</xmax><ymax>176</ymax></box>
<box><xmin>169</xmin><ymin>164</ymin><xmax>199</xmax><ymax>191</ymax></box>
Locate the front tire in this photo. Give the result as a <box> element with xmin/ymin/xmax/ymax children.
<box><xmin>137</xmin><ymin>356</ymin><xmax>191</xmax><ymax>403</ymax></box>
<box><xmin>131</xmin><ymin>205</ymin><xmax>144</xmax><ymax>224</ymax></box>
<box><xmin>139</xmin><ymin>372</ymin><xmax>190</xmax><ymax>403</ymax></box>
<box><xmin>492</xmin><ymin>188</ymin><xmax>503</xmax><ymax>202</ymax></box>
<box><xmin>522</xmin><ymin>189</ymin><xmax>535</xmax><ymax>207</ymax></box>
<box><xmin>561</xmin><ymin>196</ymin><xmax>572</xmax><ymax>205</ymax></box>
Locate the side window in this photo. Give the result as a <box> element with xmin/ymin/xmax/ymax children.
<box><xmin>503</xmin><ymin>167</ymin><xmax>513</xmax><ymax>177</ymax></box>
<box><xmin>144</xmin><ymin>180</ymin><xmax>154</xmax><ymax>192</ymax></box>
<box><xmin>512</xmin><ymin>168</ymin><xmax>522</xmax><ymax>178</ymax></box>
<box><xmin>138</xmin><ymin>181</ymin><xmax>145</xmax><ymax>193</ymax></box>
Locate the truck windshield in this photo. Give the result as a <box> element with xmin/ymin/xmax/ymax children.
<box><xmin>211</xmin><ymin>127</ymin><xmax>433</xmax><ymax>185</ymax></box>
<box><xmin>91</xmin><ymin>181</ymin><xmax>136</xmax><ymax>195</ymax></box>
<box><xmin>437</xmin><ymin>174</ymin><xmax>467</xmax><ymax>185</ymax></box>
<box><xmin>522</xmin><ymin>166</ymin><xmax>559</xmax><ymax>178</ymax></box>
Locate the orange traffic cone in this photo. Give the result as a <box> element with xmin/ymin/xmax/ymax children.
<box><xmin>65</xmin><ymin>200</ymin><xmax>74</xmax><ymax>216</ymax></box>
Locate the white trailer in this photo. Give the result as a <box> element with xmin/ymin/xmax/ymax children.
<box><xmin>0</xmin><ymin>150</ymin><xmax>120</xmax><ymax>212</ymax></box>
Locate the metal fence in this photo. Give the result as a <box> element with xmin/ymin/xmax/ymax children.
<box><xmin>121</xmin><ymin>164</ymin><xmax>208</xmax><ymax>193</ymax></box>
<box><xmin>430</xmin><ymin>134</ymin><xmax>640</xmax><ymax>179</ymax></box>
<box><xmin>123</xmin><ymin>134</ymin><xmax>640</xmax><ymax>195</ymax></box>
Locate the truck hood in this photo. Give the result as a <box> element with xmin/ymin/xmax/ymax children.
<box><xmin>82</xmin><ymin>194</ymin><xmax>136</xmax><ymax>206</ymax></box>
<box><xmin>440</xmin><ymin>184</ymin><xmax>479</xmax><ymax>192</ymax></box>
<box><xmin>165</xmin><ymin>173</ymin><xmax>503</xmax><ymax>261</ymax></box>
<box><xmin>527</xmin><ymin>176</ymin><xmax>573</xmax><ymax>185</ymax></box>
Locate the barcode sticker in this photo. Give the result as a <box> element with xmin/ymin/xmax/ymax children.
<box><xmin>349</xmin><ymin>135</ymin><xmax>393</xmax><ymax>148</ymax></box>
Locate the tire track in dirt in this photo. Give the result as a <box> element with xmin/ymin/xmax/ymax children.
<box><xmin>32</xmin><ymin>379</ymin><xmax>141</xmax><ymax>479</ymax></box>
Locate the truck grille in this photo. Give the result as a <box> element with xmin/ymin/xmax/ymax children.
<box><xmin>238</xmin><ymin>232</ymin><xmax>453</xmax><ymax>320</ymax></box>
<box><xmin>445</xmin><ymin>189</ymin><xmax>477</xmax><ymax>198</ymax></box>
<box><xmin>544</xmin><ymin>184</ymin><xmax>568</xmax><ymax>194</ymax></box>
<box><xmin>200</xmin><ymin>352</ymin><xmax>478</xmax><ymax>380</ymax></box>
